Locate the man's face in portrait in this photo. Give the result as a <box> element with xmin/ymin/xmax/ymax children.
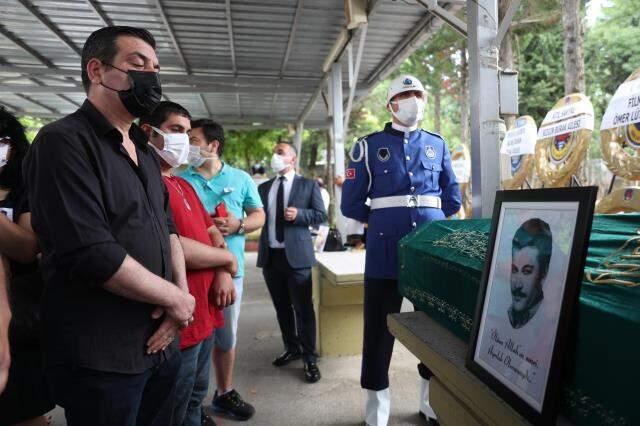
<box><xmin>510</xmin><ymin>246</ymin><xmax>545</xmax><ymax>314</ymax></box>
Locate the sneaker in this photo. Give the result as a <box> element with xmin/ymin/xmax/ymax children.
<box><xmin>201</xmin><ymin>410</ymin><xmax>217</xmax><ymax>425</ymax></box>
<box><xmin>212</xmin><ymin>389</ymin><xmax>256</xmax><ymax>421</ymax></box>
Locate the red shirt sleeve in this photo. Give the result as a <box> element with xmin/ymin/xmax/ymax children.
<box><xmin>177</xmin><ymin>177</ymin><xmax>214</xmax><ymax>228</ymax></box>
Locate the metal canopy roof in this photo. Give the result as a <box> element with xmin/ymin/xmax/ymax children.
<box><xmin>0</xmin><ymin>0</ymin><xmax>459</xmax><ymax>129</ymax></box>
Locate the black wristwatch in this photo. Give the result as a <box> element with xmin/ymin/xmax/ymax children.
<box><xmin>237</xmin><ymin>219</ymin><xmax>246</xmax><ymax>235</ymax></box>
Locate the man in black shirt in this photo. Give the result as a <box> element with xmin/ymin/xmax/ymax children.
<box><xmin>23</xmin><ymin>26</ymin><xmax>195</xmax><ymax>425</ymax></box>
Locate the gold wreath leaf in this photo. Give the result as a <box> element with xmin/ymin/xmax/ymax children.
<box><xmin>501</xmin><ymin>115</ymin><xmax>537</xmax><ymax>190</ymax></box>
<box><xmin>600</xmin><ymin>68</ymin><xmax>640</xmax><ymax>180</ymax></box>
<box><xmin>535</xmin><ymin>94</ymin><xmax>592</xmax><ymax>187</ymax></box>
<box><xmin>601</xmin><ymin>126</ymin><xmax>640</xmax><ymax>180</ymax></box>
<box><xmin>503</xmin><ymin>154</ymin><xmax>534</xmax><ymax>189</ymax></box>
<box><xmin>596</xmin><ymin>187</ymin><xmax>640</xmax><ymax>213</ymax></box>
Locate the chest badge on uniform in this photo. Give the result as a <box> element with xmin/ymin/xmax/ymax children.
<box><xmin>377</xmin><ymin>147</ymin><xmax>390</xmax><ymax>162</ymax></box>
<box><xmin>425</xmin><ymin>145</ymin><xmax>437</xmax><ymax>160</ymax></box>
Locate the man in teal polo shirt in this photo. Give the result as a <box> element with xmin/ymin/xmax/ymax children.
<box><xmin>181</xmin><ymin>119</ymin><xmax>265</xmax><ymax>421</ymax></box>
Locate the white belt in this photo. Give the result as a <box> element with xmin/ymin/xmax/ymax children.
<box><xmin>370</xmin><ymin>195</ymin><xmax>441</xmax><ymax>210</ymax></box>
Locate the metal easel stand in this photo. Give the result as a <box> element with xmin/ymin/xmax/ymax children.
<box><xmin>570</xmin><ymin>175</ymin><xmax>583</xmax><ymax>187</ymax></box>
<box><xmin>607</xmin><ymin>175</ymin><xmax>617</xmax><ymax>195</ymax></box>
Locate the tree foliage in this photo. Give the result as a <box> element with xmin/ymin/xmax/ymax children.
<box><xmin>585</xmin><ymin>0</ymin><xmax>640</xmax><ymax>120</ymax></box>
<box><xmin>223</xmin><ymin>128</ymin><xmax>289</xmax><ymax>171</ymax></box>
<box><xmin>17</xmin><ymin>116</ymin><xmax>50</xmax><ymax>143</ymax></box>
<box><xmin>516</xmin><ymin>26</ymin><xmax>565</xmax><ymax>125</ymax></box>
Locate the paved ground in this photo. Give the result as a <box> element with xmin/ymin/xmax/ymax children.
<box><xmin>50</xmin><ymin>252</ymin><xmax>424</xmax><ymax>426</ymax></box>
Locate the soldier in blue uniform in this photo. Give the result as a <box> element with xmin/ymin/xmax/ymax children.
<box><xmin>341</xmin><ymin>75</ymin><xmax>461</xmax><ymax>425</ymax></box>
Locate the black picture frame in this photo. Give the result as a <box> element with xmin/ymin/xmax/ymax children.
<box><xmin>466</xmin><ymin>187</ymin><xmax>598</xmax><ymax>425</ymax></box>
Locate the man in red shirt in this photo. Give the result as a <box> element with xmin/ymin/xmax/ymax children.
<box><xmin>141</xmin><ymin>101</ymin><xmax>237</xmax><ymax>426</ymax></box>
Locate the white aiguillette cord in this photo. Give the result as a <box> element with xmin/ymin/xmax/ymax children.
<box><xmin>349</xmin><ymin>137</ymin><xmax>371</xmax><ymax>192</ymax></box>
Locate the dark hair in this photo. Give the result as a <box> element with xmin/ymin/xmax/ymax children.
<box><xmin>191</xmin><ymin>119</ymin><xmax>225</xmax><ymax>157</ymax></box>
<box><xmin>81</xmin><ymin>26</ymin><xmax>156</xmax><ymax>93</ymax></box>
<box><xmin>139</xmin><ymin>101</ymin><xmax>191</xmax><ymax>129</ymax></box>
<box><xmin>278</xmin><ymin>142</ymin><xmax>296</xmax><ymax>156</ymax></box>
<box><xmin>512</xmin><ymin>218</ymin><xmax>553</xmax><ymax>279</ymax></box>
<box><xmin>0</xmin><ymin>107</ymin><xmax>30</xmax><ymax>202</ymax></box>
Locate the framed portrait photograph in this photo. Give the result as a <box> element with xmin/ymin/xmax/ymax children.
<box><xmin>466</xmin><ymin>187</ymin><xmax>598</xmax><ymax>425</ymax></box>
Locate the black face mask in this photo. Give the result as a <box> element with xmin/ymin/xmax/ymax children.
<box><xmin>101</xmin><ymin>64</ymin><xmax>162</xmax><ymax>117</ymax></box>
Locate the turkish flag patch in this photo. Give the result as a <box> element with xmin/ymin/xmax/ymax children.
<box><xmin>345</xmin><ymin>168</ymin><xmax>356</xmax><ymax>179</ymax></box>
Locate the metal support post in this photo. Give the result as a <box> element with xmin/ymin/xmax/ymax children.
<box><xmin>343</xmin><ymin>24</ymin><xmax>368</xmax><ymax>133</ymax></box>
<box><xmin>347</xmin><ymin>43</ymin><xmax>354</xmax><ymax>88</ymax></box>
<box><xmin>468</xmin><ymin>0</ymin><xmax>501</xmax><ymax>218</ymax></box>
<box><xmin>294</xmin><ymin>121</ymin><xmax>304</xmax><ymax>169</ymax></box>
<box><xmin>418</xmin><ymin>0</ymin><xmax>467</xmax><ymax>36</ymax></box>
<box><xmin>330</xmin><ymin>62</ymin><xmax>346</xmax><ymax>240</ymax></box>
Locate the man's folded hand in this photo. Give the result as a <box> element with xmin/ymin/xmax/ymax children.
<box><xmin>165</xmin><ymin>288</ymin><xmax>195</xmax><ymax>327</ymax></box>
<box><xmin>211</xmin><ymin>270</ymin><xmax>236</xmax><ymax>309</ymax></box>
<box><xmin>146</xmin><ymin>316</ymin><xmax>181</xmax><ymax>354</ymax></box>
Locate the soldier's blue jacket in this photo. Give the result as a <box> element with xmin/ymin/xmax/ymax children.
<box><xmin>341</xmin><ymin>123</ymin><xmax>461</xmax><ymax>279</ymax></box>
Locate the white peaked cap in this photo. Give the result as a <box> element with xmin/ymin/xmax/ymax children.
<box><xmin>387</xmin><ymin>74</ymin><xmax>425</xmax><ymax>104</ymax></box>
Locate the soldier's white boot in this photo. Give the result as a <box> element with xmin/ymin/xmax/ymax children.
<box><xmin>419</xmin><ymin>378</ymin><xmax>437</xmax><ymax>421</ymax></box>
<box><xmin>365</xmin><ymin>388</ymin><xmax>390</xmax><ymax>426</ymax></box>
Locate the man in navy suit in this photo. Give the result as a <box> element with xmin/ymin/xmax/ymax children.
<box><xmin>257</xmin><ymin>142</ymin><xmax>327</xmax><ymax>383</ymax></box>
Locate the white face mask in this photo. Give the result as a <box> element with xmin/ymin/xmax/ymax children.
<box><xmin>187</xmin><ymin>146</ymin><xmax>206</xmax><ymax>167</ymax></box>
<box><xmin>187</xmin><ymin>145</ymin><xmax>219</xmax><ymax>168</ymax></box>
<box><xmin>150</xmin><ymin>126</ymin><xmax>190</xmax><ymax>168</ymax></box>
<box><xmin>270</xmin><ymin>153</ymin><xmax>288</xmax><ymax>173</ymax></box>
<box><xmin>0</xmin><ymin>143</ymin><xmax>9</xmax><ymax>171</ymax></box>
<box><xmin>391</xmin><ymin>96</ymin><xmax>425</xmax><ymax>127</ymax></box>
